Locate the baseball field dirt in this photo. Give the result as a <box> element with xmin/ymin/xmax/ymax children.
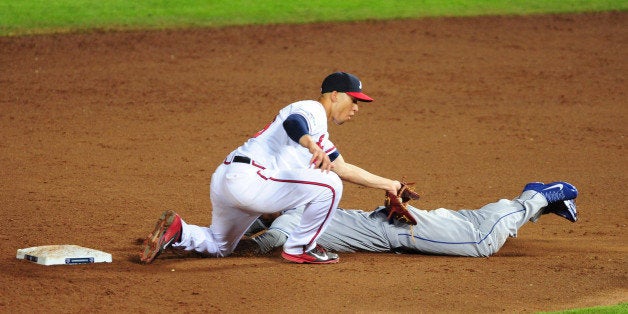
<box><xmin>1</xmin><ymin>12</ymin><xmax>626</xmax><ymax>313</ymax></box>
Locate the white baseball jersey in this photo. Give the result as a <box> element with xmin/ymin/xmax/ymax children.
<box><xmin>233</xmin><ymin>100</ymin><xmax>337</xmax><ymax>169</ymax></box>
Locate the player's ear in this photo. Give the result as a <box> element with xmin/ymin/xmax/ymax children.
<box><xmin>330</xmin><ymin>91</ymin><xmax>339</xmax><ymax>102</ymax></box>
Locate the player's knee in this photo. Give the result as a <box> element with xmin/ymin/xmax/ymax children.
<box><xmin>329</xmin><ymin>172</ymin><xmax>342</xmax><ymax>188</ymax></box>
<box><xmin>325</xmin><ymin>172</ymin><xmax>343</xmax><ymax>200</ymax></box>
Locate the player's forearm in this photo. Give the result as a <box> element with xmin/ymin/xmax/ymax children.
<box><xmin>337</xmin><ymin>162</ymin><xmax>398</xmax><ymax>191</ymax></box>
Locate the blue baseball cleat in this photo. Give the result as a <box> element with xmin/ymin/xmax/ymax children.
<box><xmin>548</xmin><ymin>199</ymin><xmax>578</xmax><ymax>222</ymax></box>
<box><xmin>523</xmin><ymin>181</ymin><xmax>578</xmax><ymax>203</ymax></box>
<box><xmin>530</xmin><ymin>199</ymin><xmax>578</xmax><ymax>223</ymax></box>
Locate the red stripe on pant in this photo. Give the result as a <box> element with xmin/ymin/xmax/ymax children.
<box><xmin>265</xmin><ymin>175</ymin><xmax>337</xmax><ymax>250</ymax></box>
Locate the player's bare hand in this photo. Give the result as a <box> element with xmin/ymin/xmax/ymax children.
<box><xmin>309</xmin><ymin>149</ymin><xmax>333</xmax><ymax>172</ymax></box>
<box><xmin>300</xmin><ymin>135</ymin><xmax>333</xmax><ymax>172</ymax></box>
<box><xmin>388</xmin><ymin>180</ymin><xmax>402</xmax><ymax>195</ymax></box>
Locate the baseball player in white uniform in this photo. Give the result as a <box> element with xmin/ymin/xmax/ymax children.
<box><xmin>239</xmin><ymin>181</ymin><xmax>579</xmax><ymax>257</ymax></box>
<box><xmin>140</xmin><ymin>72</ymin><xmax>402</xmax><ymax>264</ymax></box>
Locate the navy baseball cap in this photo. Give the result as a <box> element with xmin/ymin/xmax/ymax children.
<box><xmin>321</xmin><ymin>72</ymin><xmax>374</xmax><ymax>102</ymax></box>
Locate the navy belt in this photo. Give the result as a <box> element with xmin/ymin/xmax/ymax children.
<box><xmin>228</xmin><ymin>155</ymin><xmax>265</xmax><ymax>170</ymax></box>
<box><xmin>232</xmin><ymin>156</ymin><xmax>252</xmax><ymax>164</ymax></box>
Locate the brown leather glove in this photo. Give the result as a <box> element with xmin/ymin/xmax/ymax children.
<box><xmin>384</xmin><ymin>182</ymin><xmax>420</xmax><ymax>225</ymax></box>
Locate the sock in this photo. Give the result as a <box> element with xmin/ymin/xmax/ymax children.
<box><xmin>244</xmin><ymin>218</ymin><xmax>268</xmax><ymax>236</ymax></box>
<box><xmin>253</xmin><ymin>229</ymin><xmax>287</xmax><ymax>254</ymax></box>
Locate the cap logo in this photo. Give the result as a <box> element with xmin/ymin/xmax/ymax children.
<box><xmin>358</xmin><ymin>81</ymin><xmax>362</xmax><ymax>90</ymax></box>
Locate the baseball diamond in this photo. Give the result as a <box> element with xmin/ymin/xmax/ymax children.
<box><xmin>1</xmin><ymin>12</ymin><xmax>626</xmax><ymax>313</ymax></box>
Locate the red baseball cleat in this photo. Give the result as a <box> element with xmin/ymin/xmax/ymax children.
<box><xmin>140</xmin><ymin>210</ymin><xmax>182</xmax><ymax>264</ymax></box>
<box><xmin>281</xmin><ymin>244</ymin><xmax>339</xmax><ymax>264</ymax></box>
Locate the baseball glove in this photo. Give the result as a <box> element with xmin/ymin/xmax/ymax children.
<box><xmin>384</xmin><ymin>182</ymin><xmax>420</xmax><ymax>225</ymax></box>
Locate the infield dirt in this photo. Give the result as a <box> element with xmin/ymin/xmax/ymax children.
<box><xmin>1</xmin><ymin>12</ymin><xmax>626</xmax><ymax>313</ymax></box>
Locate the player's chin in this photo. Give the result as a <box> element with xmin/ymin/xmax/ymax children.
<box><xmin>333</xmin><ymin>116</ymin><xmax>353</xmax><ymax>125</ymax></box>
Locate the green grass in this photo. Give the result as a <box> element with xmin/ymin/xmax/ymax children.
<box><xmin>1</xmin><ymin>0</ymin><xmax>627</xmax><ymax>36</ymax></box>
<box><xmin>541</xmin><ymin>302</ymin><xmax>628</xmax><ymax>314</ymax></box>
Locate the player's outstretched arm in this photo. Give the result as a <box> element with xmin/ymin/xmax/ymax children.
<box><xmin>331</xmin><ymin>155</ymin><xmax>400</xmax><ymax>194</ymax></box>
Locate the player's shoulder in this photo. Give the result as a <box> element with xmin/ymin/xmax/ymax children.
<box><xmin>286</xmin><ymin>99</ymin><xmax>322</xmax><ymax>111</ymax></box>
<box><xmin>283</xmin><ymin>100</ymin><xmax>326</xmax><ymax>120</ymax></box>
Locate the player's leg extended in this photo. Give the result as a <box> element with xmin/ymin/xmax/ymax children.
<box><xmin>453</xmin><ymin>190</ymin><xmax>547</xmax><ymax>256</ymax></box>
<box><xmin>176</xmin><ymin>207</ymin><xmax>261</xmax><ymax>257</ymax></box>
<box><xmin>390</xmin><ymin>207</ymin><xmax>491</xmax><ymax>256</ymax></box>
<box><xmin>388</xmin><ymin>190</ymin><xmax>542</xmax><ymax>257</ymax></box>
